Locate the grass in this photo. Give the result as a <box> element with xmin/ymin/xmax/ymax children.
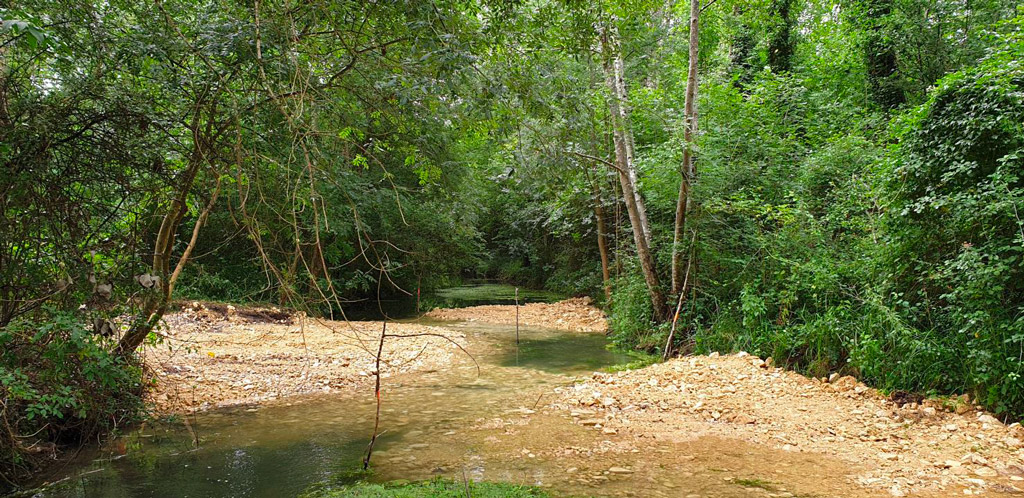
<box><xmin>302</xmin><ymin>478</ymin><xmax>547</xmax><ymax>497</ymax></box>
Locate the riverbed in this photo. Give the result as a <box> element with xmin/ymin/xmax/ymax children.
<box><xmin>32</xmin><ymin>312</ymin><xmax>881</xmax><ymax>498</ymax></box>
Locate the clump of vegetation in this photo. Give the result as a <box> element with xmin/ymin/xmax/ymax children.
<box><xmin>1</xmin><ymin>310</ymin><xmax>145</xmax><ymax>481</ymax></box>
<box><xmin>604</xmin><ymin>9</ymin><xmax>1024</xmax><ymax>420</ymax></box>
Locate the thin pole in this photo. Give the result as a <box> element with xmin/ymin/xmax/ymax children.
<box><xmin>515</xmin><ymin>287</ymin><xmax>520</xmax><ymax>365</ymax></box>
<box><xmin>664</xmin><ymin>231</ymin><xmax>697</xmax><ymax>360</ymax></box>
<box><xmin>515</xmin><ymin>287</ymin><xmax>520</xmax><ymax>345</ymax></box>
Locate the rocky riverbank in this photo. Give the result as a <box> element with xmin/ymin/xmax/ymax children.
<box><xmin>426</xmin><ymin>297</ymin><xmax>607</xmax><ymax>332</ymax></box>
<box><xmin>145</xmin><ymin>302</ymin><xmax>464</xmax><ymax>413</ymax></box>
<box><xmin>554</xmin><ymin>352</ymin><xmax>1024</xmax><ymax>496</ymax></box>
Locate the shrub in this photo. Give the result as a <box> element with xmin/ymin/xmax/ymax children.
<box><xmin>884</xmin><ymin>17</ymin><xmax>1024</xmax><ymax>415</ymax></box>
<box><xmin>607</xmin><ymin>267</ymin><xmax>662</xmax><ymax>352</ymax></box>
<box><xmin>0</xmin><ymin>309</ymin><xmax>145</xmax><ymax>480</ymax></box>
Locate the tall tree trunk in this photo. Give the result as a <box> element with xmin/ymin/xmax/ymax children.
<box><xmin>611</xmin><ymin>49</ymin><xmax>653</xmax><ymax>249</ymax></box>
<box><xmin>672</xmin><ymin>0</ymin><xmax>700</xmax><ymax>297</ymax></box>
<box><xmin>601</xmin><ymin>25</ymin><xmax>669</xmax><ymax>321</ymax></box>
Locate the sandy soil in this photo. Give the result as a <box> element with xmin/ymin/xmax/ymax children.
<box><xmin>425</xmin><ymin>297</ymin><xmax>607</xmax><ymax>332</ymax></box>
<box><xmin>553</xmin><ymin>352</ymin><xmax>1024</xmax><ymax>496</ymax></box>
<box><xmin>144</xmin><ymin>302</ymin><xmax>463</xmax><ymax>413</ymax></box>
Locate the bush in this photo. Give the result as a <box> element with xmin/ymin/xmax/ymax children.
<box><xmin>0</xmin><ymin>310</ymin><xmax>145</xmax><ymax>481</ymax></box>
<box><xmin>607</xmin><ymin>267</ymin><xmax>663</xmax><ymax>352</ymax></box>
<box><xmin>883</xmin><ymin>17</ymin><xmax>1024</xmax><ymax>416</ymax></box>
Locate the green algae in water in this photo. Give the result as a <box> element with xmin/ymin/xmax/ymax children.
<box><xmin>303</xmin><ymin>478</ymin><xmax>547</xmax><ymax>497</ymax></box>
<box><xmin>432</xmin><ymin>284</ymin><xmax>562</xmax><ymax>304</ymax></box>
<box><xmin>498</xmin><ymin>333</ymin><xmax>633</xmax><ymax>373</ymax></box>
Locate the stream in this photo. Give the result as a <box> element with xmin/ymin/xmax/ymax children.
<box><xmin>32</xmin><ymin>285</ymin><xmax>865</xmax><ymax>497</ymax></box>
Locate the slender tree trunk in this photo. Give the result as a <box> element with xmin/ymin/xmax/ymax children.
<box><xmin>672</xmin><ymin>0</ymin><xmax>701</xmax><ymax>297</ymax></box>
<box><xmin>601</xmin><ymin>25</ymin><xmax>669</xmax><ymax>321</ymax></box>
<box><xmin>611</xmin><ymin>46</ymin><xmax>652</xmax><ymax>249</ymax></box>
<box><xmin>586</xmin><ymin>100</ymin><xmax>613</xmax><ymax>303</ymax></box>
<box><xmin>592</xmin><ymin>179</ymin><xmax>612</xmax><ymax>302</ymax></box>
<box><xmin>117</xmin><ymin>123</ymin><xmax>209</xmax><ymax>356</ymax></box>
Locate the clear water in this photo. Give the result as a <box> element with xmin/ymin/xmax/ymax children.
<box><xmin>28</xmin><ymin>318</ymin><xmax>873</xmax><ymax>498</ymax></box>
<box><xmin>30</xmin><ymin>323</ymin><xmax>631</xmax><ymax>497</ymax></box>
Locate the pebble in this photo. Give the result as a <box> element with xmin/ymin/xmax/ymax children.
<box><xmin>974</xmin><ymin>466</ymin><xmax>998</xmax><ymax>477</ymax></box>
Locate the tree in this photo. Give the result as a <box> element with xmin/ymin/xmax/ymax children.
<box><xmin>671</xmin><ymin>0</ymin><xmax>702</xmax><ymax>298</ymax></box>
<box><xmin>600</xmin><ymin>20</ymin><xmax>669</xmax><ymax>321</ymax></box>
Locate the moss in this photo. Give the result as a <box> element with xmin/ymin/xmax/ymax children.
<box><xmin>733</xmin><ymin>478</ymin><xmax>778</xmax><ymax>491</ymax></box>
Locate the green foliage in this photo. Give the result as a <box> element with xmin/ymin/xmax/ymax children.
<box><xmin>0</xmin><ymin>310</ymin><xmax>144</xmax><ymax>478</ymax></box>
<box><xmin>661</xmin><ymin>11</ymin><xmax>1024</xmax><ymax>419</ymax></box>
<box><xmin>883</xmin><ymin>17</ymin><xmax>1024</xmax><ymax>414</ymax></box>
<box><xmin>607</xmin><ymin>268</ymin><xmax>662</xmax><ymax>351</ymax></box>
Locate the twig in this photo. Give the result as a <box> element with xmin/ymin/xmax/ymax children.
<box><xmin>531</xmin><ymin>392</ymin><xmax>544</xmax><ymax>410</ymax></box>
<box><xmin>664</xmin><ymin>231</ymin><xmax>697</xmax><ymax>360</ymax></box>
<box><xmin>462</xmin><ymin>467</ymin><xmax>472</xmax><ymax>498</ymax></box>
<box><xmin>569</xmin><ymin>151</ymin><xmax>625</xmax><ymax>174</ymax></box>
<box><xmin>385</xmin><ymin>332</ymin><xmax>481</xmax><ymax>375</ymax></box>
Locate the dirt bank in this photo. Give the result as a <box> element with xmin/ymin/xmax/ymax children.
<box><xmin>554</xmin><ymin>352</ymin><xmax>1024</xmax><ymax>496</ymax></box>
<box><xmin>144</xmin><ymin>302</ymin><xmax>463</xmax><ymax>413</ymax></box>
<box><xmin>426</xmin><ymin>297</ymin><xmax>607</xmax><ymax>332</ymax></box>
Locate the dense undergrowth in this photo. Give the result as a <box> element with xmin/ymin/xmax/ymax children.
<box><xmin>0</xmin><ymin>311</ymin><xmax>145</xmax><ymax>484</ymax></box>
<box><xmin>607</xmin><ymin>14</ymin><xmax>1024</xmax><ymax>419</ymax></box>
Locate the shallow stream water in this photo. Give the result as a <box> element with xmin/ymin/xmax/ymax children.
<box><xmin>32</xmin><ymin>285</ymin><xmax>872</xmax><ymax>497</ymax></box>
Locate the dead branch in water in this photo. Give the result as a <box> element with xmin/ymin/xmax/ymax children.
<box><xmin>362</xmin><ymin>321</ymin><xmax>387</xmax><ymax>470</ymax></box>
<box><xmin>361</xmin><ymin>324</ymin><xmax>480</xmax><ymax>471</ymax></box>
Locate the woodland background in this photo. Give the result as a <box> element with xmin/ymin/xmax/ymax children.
<box><xmin>2</xmin><ymin>0</ymin><xmax>1023</xmax><ymax>482</ymax></box>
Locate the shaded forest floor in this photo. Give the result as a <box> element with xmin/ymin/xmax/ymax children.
<box><xmin>146</xmin><ymin>300</ymin><xmax>1024</xmax><ymax>496</ymax></box>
